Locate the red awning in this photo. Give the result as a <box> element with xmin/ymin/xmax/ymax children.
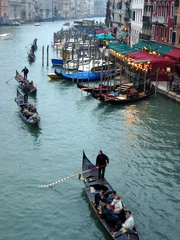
<box><xmin>126</xmin><ymin>51</ymin><xmax>175</xmax><ymax>69</ymax></box>
<box><xmin>164</xmin><ymin>48</ymin><xmax>180</xmax><ymax>61</ymax></box>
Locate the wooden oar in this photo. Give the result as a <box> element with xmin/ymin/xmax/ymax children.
<box><xmin>39</xmin><ymin>164</ymin><xmax>107</xmax><ymax>188</ymax></box>
<box><xmin>6</xmin><ymin>76</ymin><xmax>14</xmax><ymax>83</ymax></box>
<box><xmin>0</xmin><ymin>97</ymin><xmax>15</xmax><ymax>106</ymax></box>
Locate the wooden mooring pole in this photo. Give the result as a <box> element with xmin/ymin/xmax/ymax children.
<box><xmin>47</xmin><ymin>45</ymin><xmax>49</xmax><ymax>66</ymax></box>
<box><xmin>42</xmin><ymin>45</ymin><xmax>44</xmax><ymax>67</ymax></box>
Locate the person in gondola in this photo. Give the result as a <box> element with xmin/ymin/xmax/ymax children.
<box><xmin>22</xmin><ymin>66</ymin><xmax>29</xmax><ymax>80</ymax></box>
<box><xmin>111</xmin><ymin>195</ymin><xmax>123</xmax><ymax>214</ymax></box>
<box><xmin>23</xmin><ymin>83</ymin><xmax>30</xmax><ymax>94</ymax></box>
<box><xmin>103</xmin><ymin>204</ymin><xmax>120</xmax><ymax>231</ymax></box>
<box><xmin>24</xmin><ymin>93</ymin><xmax>28</xmax><ymax>104</ymax></box>
<box><xmin>28</xmin><ymin>81</ymin><xmax>34</xmax><ymax>89</ymax></box>
<box><xmin>121</xmin><ymin>211</ymin><xmax>134</xmax><ymax>230</ymax></box>
<box><xmin>96</xmin><ymin>150</ymin><xmax>109</xmax><ymax>179</ymax></box>
<box><xmin>94</xmin><ymin>190</ymin><xmax>106</xmax><ymax>207</ymax></box>
<box><xmin>105</xmin><ymin>190</ymin><xmax>117</xmax><ymax>204</ymax></box>
<box><xmin>31</xmin><ymin>44</ymin><xmax>35</xmax><ymax>52</ymax></box>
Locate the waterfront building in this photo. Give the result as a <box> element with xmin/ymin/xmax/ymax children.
<box><xmin>139</xmin><ymin>0</ymin><xmax>153</xmax><ymax>42</ymax></box>
<box><xmin>130</xmin><ymin>0</ymin><xmax>144</xmax><ymax>46</ymax></box>
<box><xmin>173</xmin><ymin>0</ymin><xmax>180</xmax><ymax>47</ymax></box>
<box><xmin>36</xmin><ymin>0</ymin><xmax>53</xmax><ymax>20</ymax></box>
<box><xmin>151</xmin><ymin>0</ymin><xmax>174</xmax><ymax>45</ymax></box>
<box><xmin>8</xmin><ymin>0</ymin><xmax>22</xmax><ymax>22</ymax></box>
<box><xmin>111</xmin><ymin>0</ymin><xmax>130</xmax><ymax>41</ymax></box>
<box><xmin>0</xmin><ymin>0</ymin><xmax>9</xmax><ymax>24</ymax></box>
<box><xmin>94</xmin><ymin>0</ymin><xmax>105</xmax><ymax>17</ymax></box>
<box><xmin>21</xmin><ymin>0</ymin><xmax>38</xmax><ymax>22</ymax></box>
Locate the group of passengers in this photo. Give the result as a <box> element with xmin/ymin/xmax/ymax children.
<box><xmin>22</xmin><ymin>104</ymin><xmax>38</xmax><ymax>121</ymax></box>
<box><xmin>94</xmin><ymin>190</ymin><xmax>135</xmax><ymax>233</ymax></box>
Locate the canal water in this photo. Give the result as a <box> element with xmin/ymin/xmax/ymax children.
<box><xmin>0</xmin><ymin>19</ymin><xmax>180</xmax><ymax>240</ymax></box>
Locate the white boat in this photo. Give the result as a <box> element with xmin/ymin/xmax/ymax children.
<box><xmin>78</xmin><ymin>59</ymin><xmax>114</xmax><ymax>71</ymax></box>
<box><xmin>63</xmin><ymin>57</ymin><xmax>90</xmax><ymax>70</ymax></box>
<box><xmin>0</xmin><ymin>33</ymin><xmax>13</xmax><ymax>40</ymax></box>
<box><xmin>35</xmin><ymin>23</ymin><xmax>41</xmax><ymax>26</ymax></box>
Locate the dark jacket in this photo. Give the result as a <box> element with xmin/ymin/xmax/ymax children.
<box><xmin>96</xmin><ymin>153</ymin><xmax>109</xmax><ymax>166</ymax></box>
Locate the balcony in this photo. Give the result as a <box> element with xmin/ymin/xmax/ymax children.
<box><xmin>144</xmin><ymin>0</ymin><xmax>153</xmax><ymax>6</ymax></box>
<box><xmin>139</xmin><ymin>33</ymin><xmax>151</xmax><ymax>41</ymax></box>
<box><xmin>143</xmin><ymin>16</ymin><xmax>151</xmax><ymax>23</ymax></box>
<box><xmin>152</xmin><ymin>16</ymin><xmax>168</xmax><ymax>25</ymax></box>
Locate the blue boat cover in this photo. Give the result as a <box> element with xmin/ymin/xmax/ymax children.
<box><xmin>57</xmin><ymin>71</ymin><xmax>112</xmax><ymax>81</ymax></box>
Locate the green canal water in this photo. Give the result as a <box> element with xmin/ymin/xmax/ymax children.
<box><xmin>0</xmin><ymin>19</ymin><xmax>180</xmax><ymax>240</ymax></box>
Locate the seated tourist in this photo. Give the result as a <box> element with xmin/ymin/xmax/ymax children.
<box><xmin>111</xmin><ymin>195</ymin><xmax>123</xmax><ymax>214</ymax></box>
<box><xmin>105</xmin><ymin>190</ymin><xmax>117</xmax><ymax>204</ymax></box>
<box><xmin>103</xmin><ymin>204</ymin><xmax>119</xmax><ymax>232</ymax></box>
<box><xmin>94</xmin><ymin>190</ymin><xmax>106</xmax><ymax>207</ymax></box>
<box><xmin>23</xmin><ymin>108</ymin><xmax>31</xmax><ymax>118</ymax></box>
<box><xmin>28</xmin><ymin>81</ymin><xmax>34</xmax><ymax>89</ymax></box>
<box><xmin>122</xmin><ymin>211</ymin><xmax>134</xmax><ymax>230</ymax></box>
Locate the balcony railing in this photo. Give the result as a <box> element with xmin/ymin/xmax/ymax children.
<box><xmin>143</xmin><ymin>16</ymin><xmax>151</xmax><ymax>23</ymax></box>
<box><xmin>152</xmin><ymin>16</ymin><xmax>168</xmax><ymax>25</ymax></box>
<box><xmin>144</xmin><ymin>0</ymin><xmax>153</xmax><ymax>6</ymax></box>
<box><xmin>139</xmin><ymin>33</ymin><xmax>151</xmax><ymax>41</ymax></box>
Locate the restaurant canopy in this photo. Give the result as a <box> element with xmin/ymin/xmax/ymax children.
<box><xmin>96</xmin><ymin>34</ymin><xmax>115</xmax><ymax>41</ymax></box>
<box><xmin>148</xmin><ymin>42</ymin><xmax>173</xmax><ymax>54</ymax></box>
<box><xmin>126</xmin><ymin>51</ymin><xmax>175</xmax><ymax>69</ymax></box>
<box><xmin>107</xmin><ymin>43</ymin><xmax>138</xmax><ymax>54</ymax></box>
<box><xmin>164</xmin><ymin>48</ymin><xmax>180</xmax><ymax>61</ymax></box>
<box><xmin>133</xmin><ymin>41</ymin><xmax>149</xmax><ymax>50</ymax></box>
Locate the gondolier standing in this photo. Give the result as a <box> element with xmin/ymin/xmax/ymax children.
<box><xmin>22</xmin><ymin>66</ymin><xmax>29</xmax><ymax>80</ymax></box>
<box><xmin>96</xmin><ymin>150</ymin><xmax>109</xmax><ymax>179</ymax></box>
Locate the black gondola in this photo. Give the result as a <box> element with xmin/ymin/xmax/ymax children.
<box><xmin>77</xmin><ymin>82</ymin><xmax>128</xmax><ymax>94</ymax></box>
<box><xmin>15</xmin><ymin>92</ymin><xmax>40</xmax><ymax>126</ymax></box>
<box><xmin>91</xmin><ymin>85</ymin><xmax>155</xmax><ymax>104</ymax></box>
<box><xmin>81</xmin><ymin>151</ymin><xmax>140</xmax><ymax>240</ymax></box>
<box><xmin>15</xmin><ymin>70</ymin><xmax>37</xmax><ymax>95</ymax></box>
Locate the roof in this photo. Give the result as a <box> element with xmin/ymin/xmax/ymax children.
<box><xmin>164</xmin><ymin>48</ymin><xmax>180</xmax><ymax>61</ymax></box>
<box><xmin>126</xmin><ymin>51</ymin><xmax>175</xmax><ymax>69</ymax></box>
<box><xmin>148</xmin><ymin>42</ymin><xmax>174</xmax><ymax>54</ymax></box>
<box><xmin>96</xmin><ymin>34</ymin><xmax>115</xmax><ymax>41</ymax></box>
<box><xmin>133</xmin><ymin>41</ymin><xmax>149</xmax><ymax>50</ymax></box>
<box><xmin>119</xmin><ymin>32</ymin><xmax>127</xmax><ymax>38</ymax></box>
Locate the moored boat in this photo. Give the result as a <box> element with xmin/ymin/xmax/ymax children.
<box><xmin>47</xmin><ymin>72</ymin><xmax>62</xmax><ymax>79</ymax></box>
<box><xmin>78</xmin><ymin>59</ymin><xmax>114</xmax><ymax>72</ymax></box>
<box><xmin>92</xmin><ymin>85</ymin><xmax>155</xmax><ymax>104</ymax></box>
<box><xmin>81</xmin><ymin>151</ymin><xmax>140</xmax><ymax>240</ymax></box>
<box><xmin>15</xmin><ymin>70</ymin><xmax>37</xmax><ymax>95</ymax></box>
<box><xmin>51</xmin><ymin>58</ymin><xmax>64</xmax><ymax>66</ymax></box>
<box><xmin>55</xmin><ymin>69</ymin><xmax>113</xmax><ymax>82</ymax></box>
<box><xmin>15</xmin><ymin>94</ymin><xmax>40</xmax><ymax>126</ymax></box>
<box><xmin>77</xmin><ymin>82</ymin><xmax>121</xmax><ymax>94</ymax></box>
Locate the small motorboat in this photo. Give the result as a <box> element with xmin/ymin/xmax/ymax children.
<box><xmin>0</xmin><ymin>33</ymin><xmax>13</xmax><ymax>40</ymax></box>
<box><xmin>35</xmin><ymin>23</ymin><xmax>41</xmax><ymax>26</ymax></box>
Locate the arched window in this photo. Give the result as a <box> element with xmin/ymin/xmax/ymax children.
<box><xmin>153</xmin><ymin>2</ymin><xmax>156</xmax><ymax>13</ymax></box>
<box><xmin>162</xmin><ymin>3</ymin><xmax>165</xmax><ymax>17</ymax></box>
<box><xmin>166</xmin><ymin>3</ymin><xmax>169</xmax><ymax>17</ymax></box>
<box><xmin>171</xmin><ymin>2</ymin><xmax>174</xmax><ymax>18</ymax></box>
<box><xmin>158</xmin><ymin>3</ymin><xmax>161</xmax><ymax>16</ymax></box>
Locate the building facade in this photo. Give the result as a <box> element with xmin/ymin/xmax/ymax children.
<box><xmin>151</xmin><ymin>0</ymin><xmax>174</xmax><ymax>44</ymax></box>
<box><xmin>0</xmin><ymin>0</ymin><xmax>9</xmax><ymax>23</ymax></box>
<box><xmin>8</xmin><ymin>0</ymin><xmax>22</xmax><ymax>21</ymax></box>
<box><xmin>173</xmin><ymin>0</ymin><xmax>180</xmax><ymax>47</ymax></box>
<box><xmin>130</xmin><ymin>0</ymin><xmax>144</xmax><ymax>46</ymax></box>
<box><xmin>140</xmin><ymin>0</ymin><xmax>153</xmax><ymax>42</ymax></box>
